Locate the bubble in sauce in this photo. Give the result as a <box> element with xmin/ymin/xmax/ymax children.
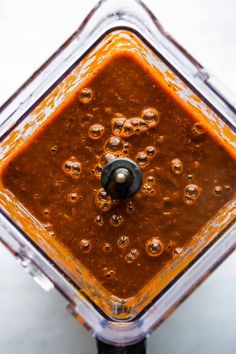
<box><xmin>162</xmin><ymin>196</ymin><xmax>172</xmax><ymax>208</ymax></box>
<box><xmin>224</xmin><ymin>184</ymin><xmax>231</xmax><ymax>192</ymax></box>
<box><xmin>173</xmin><ymin>247</ymin><xmax>183</xmax><ymax>257</ymax></box>
<box><xmin>139</xmin><ymin>120</ymin><xmax>149</xmax><ymax>132</ymax></box>
<box><xmin>126</xmin><ymin>201</ymin><xmax>135</xmax><ymax>214</ymax></box>
<box><xmin>97</xmin><ymin>188</ymin><xmax>110</xmax><ymax>201</ymax></box>
<box><xmin>105</xmin><ymin>136</ymin><xmax>124</xmax><ymax>153</ymax></box>
<box><xmin>171</xmin><ymin>158</ymin><xmax>183</xmax><ymax>175</ymax></box>
<box><xmin>105</xmin><ymin>269</ymin><xmax>115</xmax><ymax>278</ymax></box>
<box><xmin>50</xmin><ymin>145</ymin><xmax>58</xmax><ymax>155</ymax></box>
<box><xmin>183</xmin><ymin>196</ymin><xmax>193</xmax><ymax>205</ymax></box>
<box><xmin>95</xmin><ymin>188</ymin><xmax>112</xmax><ymax>212</ymax></box>
<box><xmin>67</xmin><ymin>192</ymin><xmax>79</xmax><ymax>203</ymax></box>
<box><xmin>130</xmin><ymin>117</ymin><xmax>139</xmax><ymax>128</ymax></box>
<box><xmin>94</xmin><ymin>164</ymin><xmax>103</xmax><ymax>178</ymax></box>
<box><xmin>112</xmin><ymin>117</ymin><xmax>126</xmax><ymax>135</ymax></box>
<box><xmin>124</xmin><ymin>142</ymin><xmax>130</xmax><ymax>150</ymax></box>
<box><xmin>117</xmin><ymin>236</ymin><xmax>130</xmax><ymax>248</ymax></box>
<box><xmin>78</xmin><ymin>87</ymin><xmax>93</xmax><ymax>104</ymax></box>
<box><xmin>141</xmin><ymin>107</ymin><xmax>159</xmax><ymax>127</ymax></box>
<box><xmin>123</xmin><ymin>120</ymin><xmax>135</xmax><ymax>137</ymax></box>
<box><xmin>185</xmin><ymin>184</ymin><xmax>200</xmax><ymax>198</ymax></box>
<box><xmin>88</xmin><ymin>124</ymin><xmax>105</xmax><ymax>140</ymax></box>
<box><xmin>141</xmin><ymin>183</ymin><xmax>156</xmax><ymax>196</ymax></box>
<box><xmin>80</xmin><ymin>239</ymin><xmax>92</xmax><ymax>253</ymax></box>
<box><xmin>100</xmin><ymin>153</ymin><xmax>115</xmax><ymax>167</ymax></box>
<box><xmin>43</xmin><ymin>208</ymin><xmax>50</xmax><ymax>218</ymax></box>
<box><xmin>146</xmin><ymin>176</ymin><xmax>155</xmax><ymax>184</ymax></box>
<box><xmin>184</xmin><ymin>184</ymin><xmax>200</xmax><ymax>205</ymax></box>
<box><xmin>64</xmin><ymin>161</ymin><xmax>72</xmax><ymax>172</ymax></box>
<box><xmin>95</xmin><ymin>215</ymin><xmax>104</xmax><ymax>227</ymax></box>
<box><xmin>130</xmin><ymin>117</ymin><xmax>142</xmax><ymax>134</ymax></box>
<box><xmin>187</xmin><ymin>174</ymin><xmax>194</xmax><ymax>181</ymax></box>
<box><xmin>125</xmin><ymin>249</ymin><xmax>140</xmax><ymax>263</ymax></box>
<box><xmin>214</xmin><ymin>185</ymin><xmax>223</xmax><ymax>195</ymax></box>
<box><xmin>122</xmin><ymin>141</ymin><xmax>131</xmax><ymax>156</ymax></box>
<box><xmin>103</xmin><ymin>243</ymin><xmax>112</xmax><ymax>253</ymax></box>
<box><xmin>109</xmin><ymin>214</ymin><xmax>124</xmax><ymax>227</ymax></box>
<box><xmin>145</xmin><ymin>146</ymin><xmax>157</xmax><ymax>158</ymax></box>
<box><xmin>145</xmin><ymin>237</ymin><xmax>164</xmax><ymax>257</ymax></box>
<box><xmin>192</xmin><ymin>122</ymin><xmax>205</xmax><ymax>135</ymax></box>
<box><xmin>63</xmin><ymin>157</ymin><xmax>81</xmax><ymax>179</ymax></box>
<box><xmin>54</xmin><ymin>179</ymin><xmax>63</xmax><ymax>187</ymax></box>
<box><xmin>136</xmin><ymin>151</ymin><xmax>149</xmax><ymax>169</ymax></box>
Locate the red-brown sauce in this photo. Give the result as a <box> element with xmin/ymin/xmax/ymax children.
<box><xmin>2</xmin><ymin>54</ymin><xmax>236</xmax><ymax>298</ymax></box>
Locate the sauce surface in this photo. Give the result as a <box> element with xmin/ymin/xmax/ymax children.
<box><xmin>2</xmin><ymin>54</ymin><xmax>236</xmax><ymax>298</ymax></box>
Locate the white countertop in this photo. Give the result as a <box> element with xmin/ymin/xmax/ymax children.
<box><xmin>0</xmin><ymin>1</ymin><xmax>236</xmax><ymax>353</ymax></box>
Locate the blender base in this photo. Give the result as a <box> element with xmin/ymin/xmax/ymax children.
<box><xmin>96</xmin><ymin>338</ymin><xmax>147</xmax><ymax>354</ymax></box>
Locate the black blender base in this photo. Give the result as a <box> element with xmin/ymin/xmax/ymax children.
<box><xmin>96</xmin><ymin>338</ymin><xmax>147</xmax><ymax>354</ymax></box>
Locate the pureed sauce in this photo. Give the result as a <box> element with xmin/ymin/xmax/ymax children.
<box><xmin>2</xmin><ymin>53</ymin><xmax>236</xmax><ymax>298</ymax></box>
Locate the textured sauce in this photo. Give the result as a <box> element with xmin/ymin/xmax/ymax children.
<box><xmin>2</xmin><ymin>53</ymin><xmax>236</xmax><ymax>298</ymax></box>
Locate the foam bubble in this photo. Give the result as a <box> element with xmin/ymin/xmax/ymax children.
<box><xmin>173</xmin><ymin>247</ymin><xmax>183</xmax><ymax>257</ymax></box>
<box><xmin>145</xmin><ymin>146</ymin><xmax>157</xmax><ymax>158</ymax></box>
<box><xmin>43</xmin><ymin>208</ymin><xmax>50</xmax><ymax>218</ymax></box>
<box><xmin>125</xmin><ymin>249</ymin><xmax>140</xmax><ymax>263</ymax></box>
<box><xmin>214</xmin><ymin>185</ymin><xmax>223</xmax><ymax>195</ymax></box>
<box><xmin>145</xmin><ymin>237</ymin><xmax>164</xmax><ymax>257</ymax></box>
<box><xmin>141</xmin><ymin>183</ymin><xmax>156</xmax><ymax>196</ymax></box>
<box><xmin>94</xmin><ymin>165</ymin><xmax>103</xmax><ymax>178</ymax></box>
<box><xmin>136</xmin><ymin>151</ymin><xmax>149</xmax><ymax>169</ymax></box>
<box><xmin>141</xmin><ymin>107</ymin><xmax>159</xmax><ymax>127</ymax></box>
<box><xmin>126</xmin><ymin>201</ymin><xmax>135</xmax><ymax>214</ymax></box>
<box><xmin>63</xmin><ymin>157</ymin><xmax>81</xmax><ymax>179</ymax></box>
<box><xmin>78</xmin><ymin>87</ymin><xmax>93</xmax><ymax>104</ymax></box>
<box><xmin>103</xmin><ymin>243</ymin><xmax>112</xmax><ymax>252</ymax></box>
<box><xmin>100</xmin><ymin>153</ymin><xmax>115</xmax><ymax>167</ymax></box>
<box><xmin>67</xmin><ymin>192</ymin><xmax>79</xmax><ymax>203</ymax></box>
<box><xmin>105</xmin><ymin>136</ymin><xmax>124</xmax><ymax>153</ymax></box>
<box><xmin>89</xmin><ymin>124</ymin><xmax>105</xmax><ymax>140</ymax></box>
<box><xmin>117</xmin><ymin>236</ymin><xmax>130</xmax><ymax>248</ymax></box>
<box><xmin>184</xmin><ymin>184</ymin><xmax>200</xmax><ymax>205</ymax></box>
<box><xmin>50</xmin><ymin>145</ymin><xmax>58</xmax><ymax>155</ymax></box>
<box><xmin>123</xmin><ymin>120</ymin><xmax>134</xmax><ymax>137</ymax></box>
<box><xmin>171</xmin><ymin>158</ymin><xmax>183</xmax><ymax>175</ymax></box>
<box><xmin>146</xmin><ymin>176</ymin><xmax>155</xmax><ymax>184</ymax></box>
<box><xmin>95</xmin><ymin>215</ymin><xmax>104</xmax><ymax>227</ymax></box>
<box><xmin>192</xmin><ymin>122</ymin><xmax>205</xmax><ymax>135</ymax></box>
<box><xmin>109</xmin><ymin>214</ymin><xmax>124</xmax><ymax>227</ymax></box>
<box><xmin>224</xmin><ymin>184</ymin><xmax>231</xmax><ymax>192</ymax></box>
<box><xmin>95</xmin><ymin>188</ymin><xmax>112</xmax><ymax>211</ymax></box>
<box><xmin>105</xmin><ymin>269</ymin><xmax>115</xmax><ymax>278</ymax></box>
<box><xmin>111</xmin><ymin>117</ymin><xmax>126</xmax><ymax>135</ymax></box>
<box><xmin>185</xmin><ymin>184</ymin><xmax>200</xmax><ymax>198</ymax></box>
<box><xmin>80</xmin><ymin>239</ymin><xmax>92</xmax><ymax>253</ymax></box>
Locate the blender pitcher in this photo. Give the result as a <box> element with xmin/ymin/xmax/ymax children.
<box><xmin>0</xmin><ymin>1</ymin><xmax>235</xmax><ymax>353</ymax></box>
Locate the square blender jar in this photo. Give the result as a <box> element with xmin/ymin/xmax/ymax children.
<box><xmin>0</xmin><ymin>0</ymin><xmax>235</xmax><ymax>349</ymax></box>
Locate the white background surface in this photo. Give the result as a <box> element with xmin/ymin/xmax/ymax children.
<box><xmin>0</xmin><ymin>1</ymin><xmax>236</xmax><ymax>353</ymax></box>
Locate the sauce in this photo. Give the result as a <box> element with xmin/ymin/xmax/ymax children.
<box><xmin>2</xmin><ymin>53</ymin><xmax>236</xmax><ymax>299</ymax></box>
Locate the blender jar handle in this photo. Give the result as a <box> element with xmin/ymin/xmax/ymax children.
<box><xmin>96</xmin><ymin>338</ymin><xmax>147</xmax><ymax>354</ymax></box>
